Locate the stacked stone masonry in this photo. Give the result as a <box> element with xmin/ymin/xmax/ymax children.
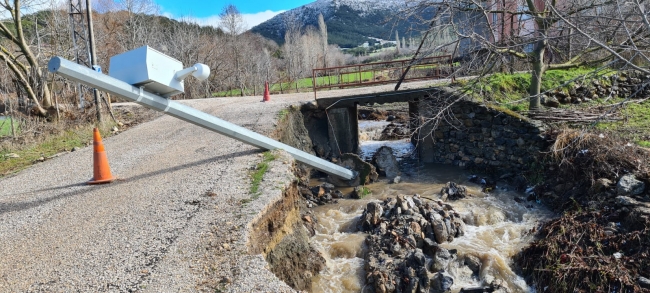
<box><xmin>414</xmin><ymin>97</ymin><xmax>548</xmax><ymax>175</ymax></box>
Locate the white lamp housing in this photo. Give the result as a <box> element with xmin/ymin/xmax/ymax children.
<box><xmin>109</xmin><ymin>46</ymin><xmax>211</xmax><ymax>98</ymax></box>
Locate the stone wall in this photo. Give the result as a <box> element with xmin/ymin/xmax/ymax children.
<box><xmin>413</xmin><ymin>93</ymin><xmax>549</xmax><ymax>176</ymax></box>
<box><xmin>542</xmin><ymin>69</ymin><xmax>650</xmax><ymax>107</ymax></box>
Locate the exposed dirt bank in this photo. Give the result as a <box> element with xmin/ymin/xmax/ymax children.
<box><xmin>516</xmin><ymin>129</ymin><xmax>650</xmax><ymax>292</ymax></box>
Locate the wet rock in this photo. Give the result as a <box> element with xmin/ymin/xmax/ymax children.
<box><xmin>403</xmin><ymin>267</ymin><xmax>419</xmax><ymax>293</ymax></box>
<box><xmin>417</xmin><ymin>266</ymin><xmax>430</xmax><ymax>292</ymax></box>
<box><xmin>431</xmin><ymin>271</ymin><xmax>454</xmax><ymax>293</ymax></box>
<box><xmin>422</xmin><ymin>238</ymin><xmax>439</xmax><ymax>256</ymax></box>
<box><xmin>321</xmin><ymin>182</ymin><xmax>335</xmax><ymax>193</ymax></box>
<box><xmin>358</xmin><ymin>202</ymin><xmax>384</xmax><ymax>231</ymax></box>
<box><xmin>329</xmin><ymin>153</ymin><xmax>378</xmax><ymax>186</ymax></box>
<box><xmin>431</xmin><ymin>247</ymin><xmax>454</xmax><ymax>272</ymax></box>
<box><xmin>464</xmin><ymin>254</ymin><xmax>482</xmax><ymax>275</ymax></box>
<box><xmin>392</xmin><ymin>176</ymin><xmax>401</xmax><ymax>184</ymax></box>
<box><xmin>441</xmin><ymin>182</ymin><xmax>469</xmax><ymax>200</ymax></box>
<box><xmin>310</xmin><ymin>186</ymin><xmax>325</xmax><ymax>197</ymax></box>
<box><xmin>407</xmin><ymin>249</ymin><xmax>427</xmax><ymax>267</ymax></box>
<box><xmin>617</xmin><ymin>174</ymin><xmax>645</xmax><ymax>195</ymax></box>
<box><xmin>332</xmin><ymin>190</ymin><xmax>344</xmax><ymax>199</ymax></box>
<box><xmin>432</xmin><ymin>220</ymin><xmax>449</xmax><ymax>243</ymax></box>
<box><xmin>372</xmin><ymin>146</ymin><xmax>401</xmax><ymax>180</ymax></box>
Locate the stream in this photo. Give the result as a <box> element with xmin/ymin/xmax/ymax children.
<box><xmin>310</xmin><ymin>120</ymin><xmax>555</xmax><ymax>293</ymax></box>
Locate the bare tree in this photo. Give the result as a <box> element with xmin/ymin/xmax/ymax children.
<box><xmin>0</xmin><ymin>0</ymin><xmax>54</xmax><ymax>116</ymax></box>
<box><xmin>219</xmin><ymin>4</ymin><xmax>247</xmax><ymax>96</ymax></box>
<box><xmin>318</xmin><ymin>13</ymin><xmax>328</xmax><ymax>68</ymax></box>
<box><xmin>283</xmin><ymin>14</ymin><xmax>303</xmax><ymax>92</ymax></box>
<box><xmin>395</xmin><ymin>30</ymin><xmax>400</xmax><ymax>54</ymax></box>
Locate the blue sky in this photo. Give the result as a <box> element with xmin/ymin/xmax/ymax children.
<box><xmin>153</xmin><ymin>0</ymin><xmax>314</xmax><ymax>28</ymax></box>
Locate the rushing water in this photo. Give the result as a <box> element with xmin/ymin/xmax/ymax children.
<box><xmin>310</xmin><ymin>121</ymin><xmax>555</xmax><ymax>293</ymax></box>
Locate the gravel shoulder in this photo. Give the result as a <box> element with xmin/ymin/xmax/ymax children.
<box><xmin>0</xmin><ymin>81</ymin><xmax>441</xmax><ymax>292</ymax></box>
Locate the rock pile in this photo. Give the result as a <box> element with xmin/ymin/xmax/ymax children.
<box><xmin>542</xmin><ymin>70</ymin><xmax>650</xmax><ymax>107</ymax></box>
<box><xmin>298</xmin><ymin>182</ymin><xmax>344</xmax><ymax>206</ymax></box>
<box><xmin>358</xmin><ymin>194</ymin><xmax>490</xmax><ymax>293</ymax></box>
<box><xmin>379</xmin><ymin>123</ymin><xmax>410</xmax><ymax>140</ymax></box>
<box><xmin>440</xmin><ymin>182</ymin><xmax>470</xmax><ymax>201</ymax></box>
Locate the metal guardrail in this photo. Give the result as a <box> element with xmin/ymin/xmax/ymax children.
<box><xmin>312</xmin><ymin>55</ymin><xmax>454</xmax><ymax>99</ymax></box>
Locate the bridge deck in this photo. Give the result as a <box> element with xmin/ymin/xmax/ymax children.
<box><xmin>314</xmin><ymin>79</ymin><xmax>449</xmax><ymax>109</ymax></box>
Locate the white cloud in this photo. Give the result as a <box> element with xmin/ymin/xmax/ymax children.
<box><xmin>163</xmin><ymin>10</ymin><xmax>285</xmax><ymax>30</ymax></box>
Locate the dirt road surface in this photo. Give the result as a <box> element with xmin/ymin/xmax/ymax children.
<box><xmin>0</xmin><ymin>80</ymin><xmax>442</xmax><ymax>292</ymax></box>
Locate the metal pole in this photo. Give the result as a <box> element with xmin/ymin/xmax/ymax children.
<box><xmin>48</xmin><ymin>57</ymin><xmax>356</xmax><ymax>180</ymax></box>
<box><xmin>86</xmin><ymin>0</ymin><xmax>101</xmax><ymax>123</ymax></box>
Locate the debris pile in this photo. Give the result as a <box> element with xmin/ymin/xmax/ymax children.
<box><xmin>518</xmin><ymin>128</ymin><xmax>650</xmax><ymax>292</ymax></box>
<box><xmin>298</xmin><ymin>182</ymin><xmax>344</xmax><ymax>206</ymax></box>
<box><xmin>358</xmin><ymin>194</ymin><xmax>509</xmax><ymax>293</ymax></box>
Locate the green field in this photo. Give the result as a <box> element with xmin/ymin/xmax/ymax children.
<box><xmin>213</xmin><ymin>71</ymin><xmax>382</xmax><ymax>97</ymax></box>
<box><xmin>212</xmin><ymin>65</ymin><xmax>452</xmax><ymax>97</ymax></box>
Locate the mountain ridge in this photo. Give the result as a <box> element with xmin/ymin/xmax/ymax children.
<box><xmin>251</xmin><ymin>0</ymin><xmax>427</xmax><ymax>48</ymax></box>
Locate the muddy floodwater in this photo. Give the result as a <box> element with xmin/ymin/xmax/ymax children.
<box><xmin>310</xmin><ymin>121</ymin><xmax>555</xmax><ymax>293</ymax></box>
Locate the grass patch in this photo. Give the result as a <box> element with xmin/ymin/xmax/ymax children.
<box><xmin>596</xmin><ymin>99</ymin><xmax>650</xmax><ymax>142</ymax></box>
<box><xmin>276</xmin><ymin>108</ymin><xmax>290</xmax><ymax>121</ymax></box>
<box><xmin>249</xmin><ymin>151</ymin><xmax>277</xmax><ymax>199</ymax></box>
<box><xmin>356</xmin><ymin>186</ymin><xmax>372</xmax><ymax>199</ymax></box>
<box><xmin>638</xmin><ymin>140</ymin><xmax>650</xmax><ymax>148</ymax></box>
<box><xmin>0</xmin><ymin>117</ymin><xmax>19</xmax><ymax>137</ymax></box>
<box><xmin>0</xmin><ymin>124</ymin><xmax>115</xmax><ymax>177</ymax></box>
<box><xmin>463</xmin><ymin>67</ymin><xmax>608</xmax><ymax>111</ymax></box>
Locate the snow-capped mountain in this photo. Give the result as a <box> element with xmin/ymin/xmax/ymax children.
<box><xmin>251</xmin><ymin>0</ymin><xmax>425</xmax><ymax>48</ymax></box>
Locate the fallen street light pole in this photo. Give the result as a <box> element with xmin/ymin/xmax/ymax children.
<box><xmin>48</xmin><ymin>56</ymin><xmax>357</xmax><ymax>181</ymax></box>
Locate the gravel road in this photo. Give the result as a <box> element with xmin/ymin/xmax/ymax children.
<box><xmin>0</xmin><ymin>80</ymin><xmax>443</xmax><ymax>292</ymax></box>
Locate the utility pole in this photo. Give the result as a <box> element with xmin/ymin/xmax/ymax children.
<box><xmin>86</xmin><ymin>0</ymin><xmax>102</xmax><ymax>123</ymax></box>
<box><xmin>69</xmin><ymin>0</ymin><xmax>102</xmax><ymax>123</ymax></box>
<box><xmin>68</xmin><ymin>0</ymin><xmax>90</xmax><ymax>109</ymax></box>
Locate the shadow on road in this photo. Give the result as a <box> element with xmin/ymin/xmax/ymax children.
<box><xmin>0</xmin><ymin>149</ymin><xmax>259</xmax><ymax>215</ymax></box>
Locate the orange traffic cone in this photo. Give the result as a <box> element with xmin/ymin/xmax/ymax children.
<box><xmin>88</xmin><ymin>128</ymin><xmax>116</xmax><ymax>184</ymax></box>
<box><xmin>263</xmin><ymin>81</ymin><xmax>271</xmax><ymax>102</ymax></box>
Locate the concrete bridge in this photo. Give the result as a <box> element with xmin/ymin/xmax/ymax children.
<box><xmin>310</xmin><ymin>80</ymin><xmax>448</xmax><ymax>156</ymax></box>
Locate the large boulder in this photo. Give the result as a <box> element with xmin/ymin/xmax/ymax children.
<box><xmin>372</xmin><ymin>146</ymin><xmax>401</xmax><ymax>180</ymax></box>
<box><xmin>440</xmin><ymin>182</ymin><xmax>469</xmax><ymax>200</ymax></box>
<box><xmin>358</xmin><ymin>202</ymin><xmax>384</xmax><ymax>231</ymax></box>
<box><xmin>617</xmin><ymin>174</ymin><xmax>645</xmax><ymax>196</ymax></box>
<box><xmin>328</xmin><ymin>153</ymin><xmax>378</xmax><ymax>186</ymax></box>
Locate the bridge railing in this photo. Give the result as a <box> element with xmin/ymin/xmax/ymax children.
<box><xmin>312</xmin><ymin>55</ymin><xmax>454</xmax><ymax>99</ymax></box>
